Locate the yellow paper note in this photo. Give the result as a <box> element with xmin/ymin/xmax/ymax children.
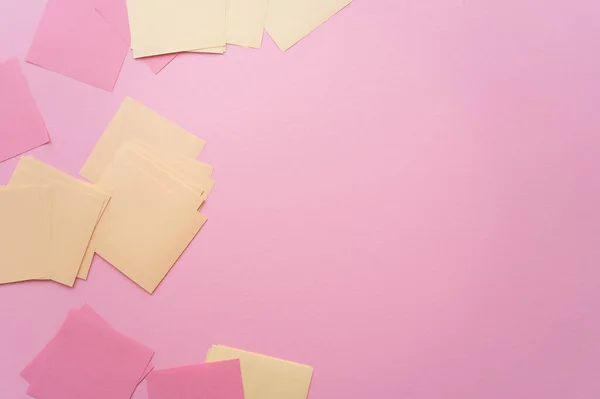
<box><xmin>265</xmin><ymin>0</ymin><xmax>353</xmax><ymax>51</ymax></box>
<box><xmin>0</xmin><ymin>186</ymin><xmax>52</xmax><ymax>284</ymax></box>
<box><xmin>87</xmin><ymin>145</ymin><xmax>207</xmax><ymax>293</ymax></box>
<box><xmin>206</xmin><ymin>346</ymin><xmax>313</xmax><ymax>399</ymax></box>
<box><xmin>80</xmin><ymin>97</ymin><xmax>206</xmax><ymax>183</ymax></box>
<box><xmin>227</xmin><ymin>0</ymin><xmax>269</xmax><ymax>48</ymax></box>
<box><xmin>191</xmin><ymin>46</ymin><xmax>227</xmax><ymax>54</ymax></box>
<box><xmin>128</xmin><ymin>0</ymin><xmax>228</xmax><ymax>57</ymax></box>
<box><xmin>8</xmin><ymin>158</ymin><xmax>108</xmax><ymax>287</ymax></box>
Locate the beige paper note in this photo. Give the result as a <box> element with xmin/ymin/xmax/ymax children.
<box><xmin>80</xmin><ymin>97</ymin><xmax>206</xmax><ymax>183</ymax></box>
<box><xmin>128</xmin><ymin>0</ymin><xmax>228</xmax><ymax>57</ymax></box>
<box><xmin>227</xmin><ymin>0</ymin><xmax>269</xmax><ymax>48</ymax></box>
<box><xmin>206</xmin><ymin>346</ymin><xmax>313</xmax><ymax>399</ymax></box>
<box><xmin>9</xmin><ymin>158</ymin><xmax>107</xmax><ymax>287</ymax></box>
<box><xmin>0</xmin><ymin>186</ymin><xmax>52</xmax><ymax>284</ymax></box>
<box><xmin>265</xmin><ymin>0</ymin><xmax>353</xmax><ymax>51</ymax></box>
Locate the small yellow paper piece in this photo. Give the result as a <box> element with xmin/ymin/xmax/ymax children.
<box><xmin>0</xmin><ymin>186</ymin><xmax>52</xmax><ymax>284</ymax></box>
<box><xmin>128</xmin><ymin>0</ymin><xmax>228</xmax><ymax>57</ymax></box>
<box><xmin>227</xmin><ymin>0</ymin><xmax>270</xmax><ymax>48</ymax></box>
<box><xmin>88</xmin><ymin>145</ymin><xmax>207</xmax><ymax>293</ymax></box>
<box><xmin>265</xmin><ymin>0</ymin><xmax>353</xmax><ymax>51</ymax></box>
<box><xmin>8</xmin><ymin>157</ymin><xmax>109</xmax><ymax>287</ymax></box>
<box><xmin>80</xmin><ymin>97</ymin><xmax>206</xmax><ymax>184</ymax></box>
<box><xmin>206</xmin><ymin>346</ymin><xmax>313</xmax><ymax>399</ymax></box>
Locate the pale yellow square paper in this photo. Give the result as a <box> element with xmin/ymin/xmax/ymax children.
<box><xmin>206</xmin><ymin>346</ymin><xmax>313</xmax><ymax>399</ymax></box>
<box><xmin>85</xmin><ymin>145</ymin><xmax>207</xmax><ymax>293</ymax></box>
<box><xmin>80</xmin><ymin>97</ymin><xmax>206</xmax><ymax>184</ymax></box>
<box><xmin>128</xmin><ymin>0</ymin><xmax>228</xmax><ymax>57</ymax></box>
<box><xmin>227</xmin><ymin>0</ymin><xmax>269</xmax><ymax>48</ymax></box>
<box><xmin>265</xmin><ymin>0</ymin><xmax>352</xmax><ymax>51</ymax></box>
<box><xmin>0</xmin><ymin>186</ymin><xmax>52</xmax><ymax>284</ymax></box>
<box><xmin>8</xmin><ymin>158</ymin><xmax>108</xmax><ymax>287</ymax></box>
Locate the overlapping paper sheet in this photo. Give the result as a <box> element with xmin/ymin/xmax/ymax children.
<box><xmin>79</xmin><ymin>97</ymin><xmax>214</xmax><ymax>293</ymax></box>
<box><xmin>21</xmin><ymin>305</ymin><xmax>154</xmax><ymax>399</ymax></box>
<box><xmin>0</xmin><ymin>157</ymin><xmax>110</xmax><ymax>287</ymax></box>
<box><xmin>0</xmin><ymin>59</ymin><xmax>50</xmax><ymax>163</ymax></box>
<box><xmin>206</xmin><ymin>346</ymin><xmax>314</xmax><ymax>399</ymax></box>
<box><xmin>147</xmin><ymin>359</ymin><xmax>244</xmax><ymax>399</ymax></box>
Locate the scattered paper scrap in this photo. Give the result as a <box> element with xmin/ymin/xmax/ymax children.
<box><xmin>0</xmin><ymin>59</ymin><xmax>50</xmax><ymax>163</ymax></box>
<box><xmin>265</xmin><ymin>0</ymin><xmax>353</xmax><ymax>51</ymax></box>
<box><xmin>127</xmin><ymin>0</ymin><xmax>228</xmax><ymax>58</ymax></box>
<box><xmin>206</xmin><ymin>346</ymin><xmax>314</xmax><ymax>399</ymax></box>
<box><xmin>147</xmin><ymin>360</ymin><xmax>245</xmax><ymax>399</ymax></box>
<box><xmin>22</xmin><ymin>305</ymin><xmax>154</xmax><ymax>399</ymax></box>
<box><xmin>0</xmin><ymin>157</ymin><xmax>110</xmax><ymax>287</ymax></box>
<box><xmin>26</xmin><ymin>0</ymin><xmax>129</xmax><ymax>91</ymax></box>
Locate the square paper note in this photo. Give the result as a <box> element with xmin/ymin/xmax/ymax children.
<box><xmin>0</xmin><ymin>59</ymin><xmax>49</xmax><ymax>163</ymax></box>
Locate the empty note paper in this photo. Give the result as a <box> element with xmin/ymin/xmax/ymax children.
<box><xmin>22</xmin><ymin>305</ymin><xmax>154</xmax><ymax>399</ymax></box>
<box><xmin>227</xmin><ymin>0</ymin><xmax>270</xmax><ymax>48</ymax></box>
<box><xmin>206</xmin><ymin>346</ymin><xmax>313</xmax><ymax>399</ymax></box>
<box><xmin>147</xmin><ymin>360</ymin><xmax>244</xmax><ymax>399</ymax></box>
<box><xmin>0</xmin><ymin>59</ymin><xmax>49</xmax><ymax>163</ymax></box>
<box><xmin>80</xmin><ymin>97</ymin><xmax>206</xmax><ymax>183</ymax></box>
<box><xmin>27</xmin><ymin>0</ymin><xmax>129</xmax><ymax>91</ymax></box>
<box><xmin>265</xmin><ymin>0</ymin><xmax>353</xmax><ymax>51</ymax></box>
<box><xmin>127</xmin><ymin>0</ymin><xmax>228</xmax><ymax>57</ymax></box>
<box><xmin>8</xmin><ymin>157</ymin><xmax>109</xmax><ymax>287</ymax></box>
<box><xmin>0</xmin><ymin>186</ymin><xmax>52</xmax><ymax>284</ymax></box>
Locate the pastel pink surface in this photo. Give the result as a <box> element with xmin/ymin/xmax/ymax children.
<box><xmin>0</xmin><ymin>58</ymin><xmax>49</xmax><ymax>163</ymax></box>
<box><xmin>1</xmin><ymin>1</ymin><xmax>600</xmax><ymax>399</ymax></box>
<box><xmin>23</xmin><ymin>306</ymin><xmax>153</xmax><ymax>399</ymax></box>
<box><xmin>147</xmin><ymin>360</ymin><xmax>244</xmax><ymax>399</ymax></box>
<box><xmin>26</xmin><ymin>0</ymin><xmax>129</xmax><ymax>91</ymax></box>
<box><xmin>95</xmin><ymin>0</ymin><xmax>178</xmax><ymax>74</ymax></box>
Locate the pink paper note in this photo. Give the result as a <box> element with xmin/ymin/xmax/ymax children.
<box><xmin>95</xmin><ymin>0</ymin><xmax>177</xmax><ymax>74</ymax></box>
<box><xmin>147</xmin><ymin>360</ymin><xmax>245</xmax><ymax>399</ymax></box>
<box><xmin>26</xmin><ymin>0</ymin><xmax>129</xmax><ymax>91</ymax></box>
<box><xmin>22</xmin><ymin>305</ymin><xmax>153</xmax><ymax>399</ymax></box>
<box><xmin>0</xmin><ymin>58</ymin><xmax>49</xmax><ymax>163</ymax></box>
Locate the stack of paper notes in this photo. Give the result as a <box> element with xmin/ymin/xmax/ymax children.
<box><xmin>21</xmin><ymin>305</ymin><xmax>155</xmax><ymax>399</ymax></box>
<box><xmin>78</xmin><ymin>97</ymin><xmax>214</xmax><ymax>293</ymax></box>
<box><xmin>0</xmin><ymin>97</ymin><xmax>213</xmax><ymax>293</ymax></box>
<box><xmin>0</xmin><ymin>157</ymin><xmax>110</xmax><ymax>287</ymax></box>
<box><xmin>23</xmin><ymin>307</ymin><xmax>314</xmax><ymax>399</ymax></box>
<box><xmin>24</xmin><ymin>0</ymin><xmax>353</xmax><ymax>90</ymax></box>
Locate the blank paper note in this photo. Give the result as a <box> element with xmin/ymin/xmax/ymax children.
<box><xmin>127</xmin><ymin>0</ymin><xmax>228</xmax><ymax>57</ymax></box>
<box><xmin>265</xmin><ymin>0</ymin><xmax>352</xmax><ymax>51</ymax></box>
<box><xmin>147</xmin><ymin>360</ymin><xmax>244</xmax><ymax>399</ymax></box>
<box><xmin>227</xmin><ymin>0</ymin><xmax>269</xmax><ymax>48</ymax></box>
<box><xmin>26</xmin><ymin>0</ymin><xmax>130</xmax><ymax>91</ymax></box>
<box><xmin>80</xmin><ymin>97</ymin><xmax>206</xmax><ymax>183</ymax></box>
<box><xmin>206</xmin><ymin>346</ymin><xmax>313</xmax><ymax>399</ymax></box>
<box><xmin>22</xmin><ymin>305</ymin><xmax>154</xmax><ymax>399</ymax></box>
<box><xmin>0</xmin><ymin>59</ymin><xmax>50</xmax><ymax>163</ymax></box>
<box><xmin>8</xmin><ymin>157</ymin><xmax>108</xmax><ymax>287</ymax></box>
<box><xmin>0</xmin><ymin>186</ymin><xmax>52</xmax><ymax>284</ymax></box>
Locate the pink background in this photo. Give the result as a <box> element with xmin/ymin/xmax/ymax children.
<box><xmin>1</xmin><ymin>0</ymin><xmax>600</xmax><ymax>398</ymax></box>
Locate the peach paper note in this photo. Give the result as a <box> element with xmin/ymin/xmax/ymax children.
<box><xmin>0</xmin><ymin>59</ymin><xmax>49</xmax><ymax>163</ymax></box>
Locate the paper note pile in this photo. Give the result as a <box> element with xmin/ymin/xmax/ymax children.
<box><xmin>0</xmin><ymin>157</ymin><xmax>110</xmax><ymax>287</ymax></box>
<box><xmin>0</xmin><ymin>59</ymin><xmax>50</xmax><ymax>163</ymax></box>
<box><xmin>21</xmin><ymin>305</ymin><xmax>154</xmax><ymax>399</ymax></box>
<box><xmin>24</xmin><ymin>0</ymin><xmax>353</xmax><ymax>90</ymax></box>
<box><xmin>78</xmin><ymin>97</ymin><xmax>213</xmax><ymax>293</ymax></box>
<box><xmin>22</xmin><ymin>307</ymin><xmax>314</xmax><ymax>399</ymax></box>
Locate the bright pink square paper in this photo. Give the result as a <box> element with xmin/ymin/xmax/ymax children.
<box><xmin>95</xmin><ymin>0</ymin><xmax>177</xmax><ymax>74</ymax></box>
<box><xmin>0</xmin><ymin>58</ymin><xmax>49</xmax><ymax>163</ymax></box>
<box><xmin>146</xmin><ymin>360</ymin><xmax>245</xmax><ymax>399</ymax></box>
<box><xmin>22</xmin><ymin>305</ymin><xmax>154</xmax><ymax>399</ymax></box>
<box><xmin>26</xmin><ymin>0</ymin><xmax>129</xmax><ymax>91</ymax></box>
